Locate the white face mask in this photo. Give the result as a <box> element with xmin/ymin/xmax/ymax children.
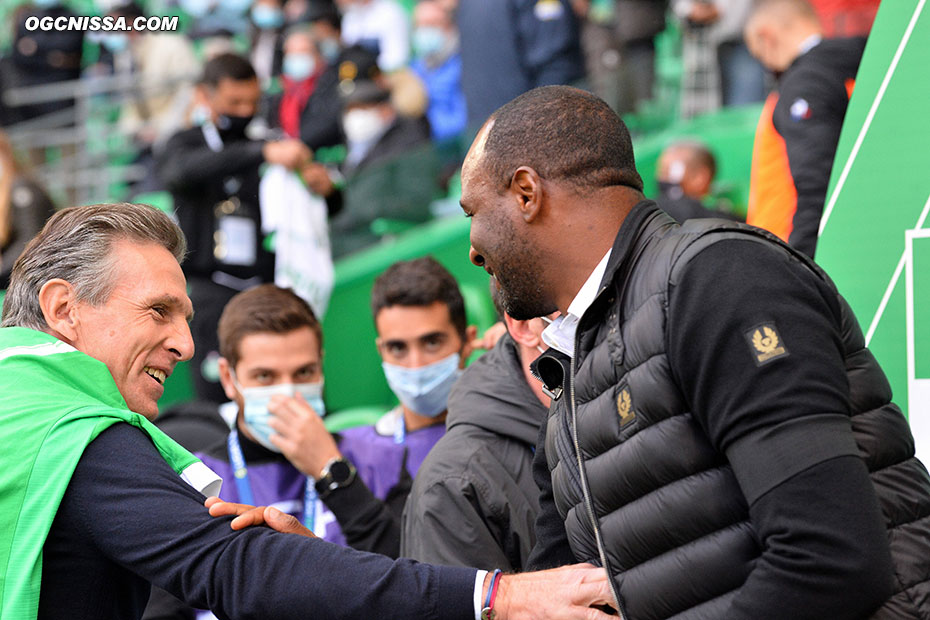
<box><xmin>342</xmin><ymin>108</ymin><xmax>386</xmax><ymax>145</ymax></box>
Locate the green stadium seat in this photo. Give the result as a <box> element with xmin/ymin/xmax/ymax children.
<box><xmin>324</xmin><ymin>405</ymin><xmax>390</xmax><ymax>433</ymax></box>
<box><xmin>370</xmin><ymin>217</ymin><xmax>419</xmax><ymax>237</ymax></box>
<box><xmin>132</xmin><ymin>190</ymin><xmax>175</xmax><ymax>216</ymax></box>
<box><xmin>460</xmin><ymin>282</ymin><xmax>497</xmax><ymax>333</ymax></box>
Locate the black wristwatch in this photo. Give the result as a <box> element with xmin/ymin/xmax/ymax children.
<box><xmin>314</xmin><ymin>457</ymin><xmax>357</xmax><ymax>499</ymax></box>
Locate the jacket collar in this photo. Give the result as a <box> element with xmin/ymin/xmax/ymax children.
<box><xmin>446</xmin><ymin>332</ymin><xmax>547</xmax><ymax>444</ymax></box>
<box><xmin>599</xmin><ymin>199</ymin><xmax>666</xmax><ymax>294</ymax></box>
<box><xmin>529</xmin><ymin>200</ymin><xmax>673</xmax><ymax>398</ymax></box>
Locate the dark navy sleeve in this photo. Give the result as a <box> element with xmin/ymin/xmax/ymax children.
<box><xmin>666</xmin><ymin>238</ymin><xmax>895</xmax><ymax>619</ymax></box>
<box><xmin>64</xmin><ymin>423</ymin><xmax>477</xmax><ymax>620</ymax></box>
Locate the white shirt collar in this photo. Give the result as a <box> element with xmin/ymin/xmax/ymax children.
<box><xmin>567</xmin><ymin>249</ymin><xmax>612</xmax><ymax>318</ymax></box>
<box><xmin>541</xmin><ymin>249</ymin><xmax>612</xmax><ymax>357</ymax></box>
<box><xmin>799</xmin><ymin>34</ymin><xmax>823</xmax><ymax>55</ymax></box>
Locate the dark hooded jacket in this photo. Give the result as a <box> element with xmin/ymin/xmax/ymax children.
<box><xmin>400</xmin><ymin>333</ymin><xmax>547</xmax><ymax>570</ymax></box>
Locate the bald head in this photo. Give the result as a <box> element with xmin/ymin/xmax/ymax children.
<box><xmin>745</xmin><ymin>0</ymin><xmax>822</xmax><ymax>72</ymax></box>
<box><xmin>748</xmin><ymin>0</ymin><xmax>819</xmax><ymax>25</ymax></box>
<box><xmin>462</xmin><ymin>120</ymin><xmax>491</xmax><ymax>190</ymax></box>
<box><xmin>475</xmin><ymin>85</ymin><xmax>643</xmax><ymax>196</ymax></box>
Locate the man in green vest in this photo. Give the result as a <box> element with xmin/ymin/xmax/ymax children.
<box><xmin>0</xmin><ymin>202</ymin><xmax>614</xmax><ymax>620</ymax></box>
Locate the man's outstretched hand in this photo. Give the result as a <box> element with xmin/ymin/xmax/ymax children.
<box><xmin>493</xmin><ymin>564</ymin><xmax>618</xmax><ymax>620</ymax></box>
<box><xmin>204</xmin><ymin>496</ymin><xmax>315</xmax><ymax>537</ymax></box>
<box><xmin>205</xmin><ymin>498</ymin><xmax>617</xmax><ymax>618</ymax></box>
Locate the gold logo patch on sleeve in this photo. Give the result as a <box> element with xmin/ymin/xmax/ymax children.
<box><xmin>745</xmin><ymin>323</ymin><xmax>789</xmax><ymax>365</ymax></box>
<box><xmin>616</xmin><ymin>387</ymin><xmax>636</xmax><ymax>427</ymax></box>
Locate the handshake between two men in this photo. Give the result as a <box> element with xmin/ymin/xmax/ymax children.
<box><xmin>205</xmin><ymin>496</ymin><xmax>619</xmax><ymax>620</ymax></box>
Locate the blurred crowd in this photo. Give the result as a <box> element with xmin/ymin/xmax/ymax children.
<box><xmin>0</xmin><ymin>0</ymin><xmax>881</xmax><ymax>388</ymax></box>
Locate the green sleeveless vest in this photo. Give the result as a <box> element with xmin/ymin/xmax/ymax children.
<box><xmin>0</xmin><ymin>327</ymin><xmax>212</xmax><ymax>619</ymax></box>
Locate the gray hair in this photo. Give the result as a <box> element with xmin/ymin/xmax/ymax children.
<box><xmin>1</xmin><ymin>202</ymin><xmax>186</xmax><ymax>330</ymax></box>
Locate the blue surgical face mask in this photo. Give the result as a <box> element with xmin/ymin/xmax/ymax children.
<box><xmin>101</xmin><ymin>33</ymin><xmax>130</xmax><ymax>54</ymax></box>
<box><xmin>382</xmin><ymin>352</ymin><xmax>461</xmax><ymax>417</ymax></box>
<box><xmin>283</xmin><ymin>52</ymin><xmax>316</xmax><ymax>81</ymax></box>
<box><xmin>222</xmin><ymin>0</ymin><xmax>253</xmax><ymax>15</ymax></box>
<box><xmin>318</xmin><ymin>38</ymin><xmax>341</xmax><ymax>63</ymax></box>
<box><xmin>179</xmin><ymin>0</ymin><xmax>213</xmax><ymax>18</ymax></box>
<box><xmin>236</xmin><ymin>379</ymin><xmax>325</xmax><ymax>452</ymax></box>
<box><xmin>251</xmin><ymin>4</ymin><xmax>284</xmax><ymax>29</ymax></box>
<box><xmin>298</xmin><ymin>381</ymin><xmax>326</xmax><ymax>417</ymax></box>
<box><xmin>412</xmin><ymin>26</ymin><xmax>446</xmax><ymax>59</ymax></box>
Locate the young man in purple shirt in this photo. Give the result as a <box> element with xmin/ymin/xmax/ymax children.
<box><xmin>203</xmin><ymin>257</ymin><xmax>475</xmax><ymax>557</ymax></box>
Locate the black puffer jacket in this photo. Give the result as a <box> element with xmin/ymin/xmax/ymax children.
<box><xmin>533</xmin><ymin>201</ymin><xmax>930</xmax><ymax>619</ymax></box>
<box><xmin>401</xmin><ymin>333</ymin><xmax>547</xmax><ymax>570</ymax></box>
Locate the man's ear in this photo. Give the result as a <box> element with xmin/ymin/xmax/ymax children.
<box><xmin>38</xmin><ymin>279</ymin><xmax>80</xmax><ymax>341</ymax></box>
<box><xmin>459</xmin><ymin>324</ymin><xmax>479</xmax><ymax>365</ymax></box>
<box><xmin>194</xmin><ymin>84</ymin><xmax>219</xmax><ymax>122</ymax></box>
<box><xmin>756</xmin><ymin>24</ymin><xmax>780</xmax><ymax>67</ymax></box>
<box><xmin>510</xmin><ymin>166</ymin><xmax>543</xmax><ymax>223</ymax></box>
<box><xmin>217</xmin><ymin>357</ymin><xmax>239</xmax><ymax>402</ymax></box>
<box><xmin>504</xmin><ymin>314</ymin><xmax>542</xmax><ymax>349</ymax></box>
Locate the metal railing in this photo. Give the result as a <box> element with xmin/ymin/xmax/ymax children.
<box><xmin>2</xmin><ymin>69</ymin><xmax>197</xmax><ymax>206</ymax></box>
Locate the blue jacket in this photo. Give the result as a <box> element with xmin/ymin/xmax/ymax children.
<box><xmin>411</xmin><ymin>53</ymin><xmax>467</xmax><ymax>142</ymax></box>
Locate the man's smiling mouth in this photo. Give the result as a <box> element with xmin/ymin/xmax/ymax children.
<box><xmin>143</xmin><ymin>367</ymin><xmax>166</xmax><ymax>384</ymax></box>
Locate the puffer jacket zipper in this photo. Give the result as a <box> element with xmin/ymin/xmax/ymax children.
<box><xmin>569</xmin><ymin>352</ymin><xmax>626</xmax><ymax>619</ymax></box>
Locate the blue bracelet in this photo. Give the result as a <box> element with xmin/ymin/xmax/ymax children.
<box><xmin>483</xmin><ymin>569</ymin><xmax>502</xmax><ymax>610</ymax></box>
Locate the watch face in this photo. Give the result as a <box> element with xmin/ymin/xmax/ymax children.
<box><xmin>329</xmin><ymin>459</ymin><xmax>353</xmax><ymax>485</ymax></box>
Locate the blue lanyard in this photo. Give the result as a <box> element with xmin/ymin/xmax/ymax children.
<box><xmin>303</xmin><ymin>478</ymin><xmax>317</xmax><ymax>532</ymax></box>
<box><xmin>226</xmin><ymin>430</ymin><xmax>255</xmax><ymax>506</ymax></box>
<box><xmin>226</xmin><ymin>430</ymin><xmax>317</xmax><ymax>530</ymax></box>
<box><xmin>393</xmin><ymin>409</ymin><xmax>406</xmax><ymax>445</ymax></box>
